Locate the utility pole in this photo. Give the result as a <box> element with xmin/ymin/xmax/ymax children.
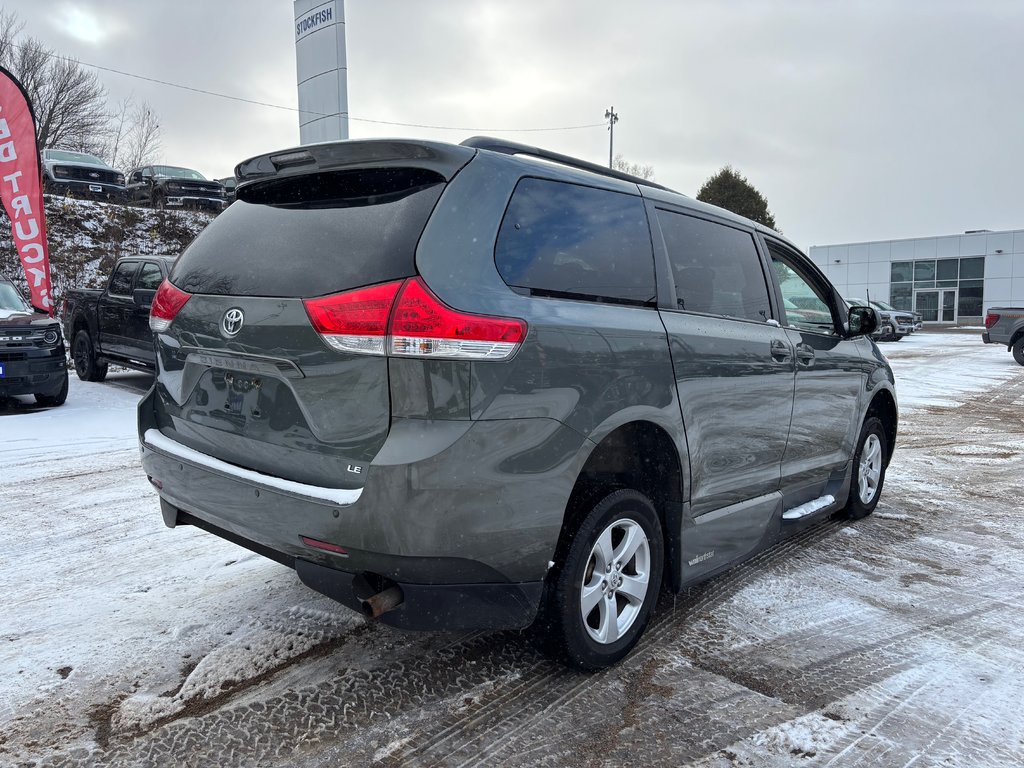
<box><xmin>604</xmin><ymin>106</ymin><xmax>618</xmax><ymax>168</ymax></box>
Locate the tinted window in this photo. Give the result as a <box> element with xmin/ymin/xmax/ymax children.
<box><xmin>172</xmin><ymin>168</ymin><xmax>444</xmax><ymax>297</ymax></box>
<box><xmin>137</xmin><ymin>262</ymin><xmax>164</xmax><ymax>290</ymax></box>
<box><xmin>494</xmin><ymin>178</ymin><xmax>655</xmax><ymax>304</ymax></box>
<box><xmin>658</xmin><ymin>210</ymin><xmax>771</xmax><ymax>322</ymax></box>
<box><xmin>766</xmin><ymin>241</ymin><xmax>837</xmax><ymax>334</ymax></box>
<box><xmin>960</xmin><ymin>257</ymin><xmax>984</xmax><ymax>279</ymax></box>
<box><xmin>108</xmin><ymin>262</ymin><xmax>138</xmax><ymax>296</ymax></box>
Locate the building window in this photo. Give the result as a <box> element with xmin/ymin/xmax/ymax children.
<box><xmin>889</xmin><ymin>256</ymin><xmax>985</xmax><ymax>319</ymax></box>
<box><xmin>890</xmin><ymin>261</ymin><xmax>913</xmax><ymax>282</ymax></box>
<box><xmin>935</xmin><ymin>259</ymin><xmax>959</xmax><ymax>281</ymax></box>
<box><xmin>958</xmin><ymin>280</ymin><xmax>984</xmax><ymax>317</ymax></box>
<box><xmin>914</xmin><ymin>260</ymin><xmax>936</xmax><ymax>282</ymax></box>
<box><xmin>960</xmin><ymin>257</ymin><xmax>984</xmax><ymax>280</ymax></box>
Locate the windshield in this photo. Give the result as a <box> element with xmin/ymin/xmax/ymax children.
<box><xmin>45</xmin><ymin>149</ymin><xmax>106</xmax><ymax>166</ymax></box>
<box><xmin>153</xmin><ymin>166</ymin><xmax>207</xmax><ymax>180</ymax></box>
<box><xmin>872</xmin><ymin>299</ymin><xmax>896</xmax><ymax>311</ymax></box>
<box><xmin>0</xmin><ymin>281</ymin><xmax>31</xmax><ymax>312</ymax></box>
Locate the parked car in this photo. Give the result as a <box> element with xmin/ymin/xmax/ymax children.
<box><xmin>0</xmin><ymin>277</ymin><xmax>68</xmax><ymax>406</ymax></box>
<box><xmin>62</xmin><ymin>255</ymin><xmax>176</xmax><ymax>380</ymax></box>
<box><xmin>138</xmin><ymin>137</ymin><xmax>897</xmax><ymax>670</ymax></box>
<box><xmin>846</xmin><ymin>297</ymin><xmax>914</xmax><ymax>341</ymax></box>
<box><xmin>216</xmin><ymin>176</ymin><xmax>237</xmax><ymax>205</ymax></box>
<box><xmin>41</xmin><ymin>149</ymin><xmax>127</xmax><ymax>202</ymax></box>
<box><xmin>127</xmin><ymin>165</ymin><xmax>225</xmax><ymax>212</ymax></box>
<box><xmin>983</xmin><ymin>308</ymin><xmax>1024</xmax><ymax>365</ymax></box>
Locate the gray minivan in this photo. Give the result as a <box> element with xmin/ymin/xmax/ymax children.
<box><xmin>139</xmin><ymin>138</ymin><xmax>897</xmax><ymax>669</ymax></box>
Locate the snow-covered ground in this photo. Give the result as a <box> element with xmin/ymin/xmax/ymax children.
<box><xmin>1</xmin><ymin>332</ymin><xmax>1022</xmax><ymax>767</ymax></box>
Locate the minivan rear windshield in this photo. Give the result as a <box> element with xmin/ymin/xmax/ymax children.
<box><xmin>170</xmin><ymin>167</ymin><xmax>445</xmax><ymax>297</ymax></box>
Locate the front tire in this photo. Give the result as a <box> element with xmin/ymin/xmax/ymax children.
<box><xmin>533</xmin><ymin>489</ymin><xmax>664</xmax><ymax>670</ymax></box>
<box><xmin>844</xmin><ymin>416</ymin><xmax>887</xmax><ymax>520</ymax></box>
<box><xmin>35</xmin><ymin>372</ymin><xmax>69</xmax><ymax>407</ymax></box>
<box><xmin>72</xmin><ymin>331</ymin><xmax>108</xmax><ymax>382</ymax></box>
<box><xmin>1012</xmin><ymin>337</ymin><xmax>1024</xmax><ymax>366</ymax></box>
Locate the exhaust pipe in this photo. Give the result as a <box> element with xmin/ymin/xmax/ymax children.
<box><xmin>361</xmin><ymin>585</ymin><xmax>404</xmax><ymax>619</ymax></box>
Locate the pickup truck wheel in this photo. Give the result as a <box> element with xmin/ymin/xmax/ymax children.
<box><xmin>531</xmin><ymin>489</ymin><xmax>663</xmax><ymax>670</ymax></box>
<box><xmin>34</xmin><ymin>372</ymin><xmax>68</xmax><ymax>407</ymax></box>
<box><xmin>1012</xmin><ymin>337</ymin><xmax>1024</xmax><ymax>366</ymax></box>
<box><xmin>844</xmin><ymin>416</ymin><xmax>887</xmax><ymax>520</ymax></box>
<box><xmin>73</xmin><ymin>331</ymin><xmax>108</xmax><ymax>382</ymax></box>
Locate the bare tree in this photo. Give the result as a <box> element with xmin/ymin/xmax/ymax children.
<box><xmin>613</xmin><ymin>154</ymin><xmax>655</xmax><ymax>181</ymax></box>
<box><xmin>0</xmin><ymin>10</ymin><xmax>109</xmax><ymax>153</ymax></box>
<box><xmin>105</xmin><ymin>96</ymin><xmax>161</xmax><ymax>171</ymax></box>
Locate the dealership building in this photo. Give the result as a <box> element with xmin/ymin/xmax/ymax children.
<box><xmin>808</xmin><ymin>228</ymin><xmax>1024</xmax><ymax>325</ymax></box>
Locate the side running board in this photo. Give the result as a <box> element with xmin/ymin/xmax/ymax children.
<box><xmin>782</xmin><ymin>494</ymin><xmax>835</xmax><ymax>520</ymax></box>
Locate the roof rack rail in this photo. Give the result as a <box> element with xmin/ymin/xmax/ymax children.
<box><xmin>460</xmin><ymin>136</ymin><xmax>674</xmax><ymax>193</ymax></box>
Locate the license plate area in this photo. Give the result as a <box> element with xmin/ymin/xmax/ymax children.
<box><xmin>89</xmin><ymin>184</ymin><xmax>103</xmax><ymax>192</ymax></box>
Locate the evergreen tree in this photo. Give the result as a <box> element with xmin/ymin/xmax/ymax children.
<box><xmin>696</xmin><ymin>166</ymin><xmax>778</xmax><ymax>231</ymax></box>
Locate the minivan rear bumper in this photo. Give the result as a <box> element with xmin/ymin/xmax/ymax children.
<box><xmin>139</xmin><ymin>387</ymin><xmax>582</xmax><ymax>629</ymax></box>
<box><xmin>158</xmin><ymin>499</ymin><xmax>542</xmax><ymax>630</ymax></box>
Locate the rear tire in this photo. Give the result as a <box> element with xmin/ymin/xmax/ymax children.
<box><xmin>1012</xmin><ymin>337</ymin><xmax>1024</xmax><ymax>366</ymax></box>
<box><xmin>531</xmin><ymin>489</ymin><xmax>663</xmax><ymax>670</ymax></box>
<box><xmin>844</xmin><ymin>416</ymin><xmax>887</xmax><ymax>520</ymax></box>
<box><xmin>72</xmin><ymin>331</ymin><xmax>107</xmax><ymax>382</ymax></box>
<box><xmin>35</xmin><ymin>372</ymin><xmax>68</xmax><ymax>407</ymax></box>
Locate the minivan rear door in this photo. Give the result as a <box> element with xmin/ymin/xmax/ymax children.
<box><xmin>653</xmin><ymin>207</ymin><xmax>795</xmax><ymax>572</ymax></box>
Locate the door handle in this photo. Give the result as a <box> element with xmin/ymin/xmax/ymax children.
<box><xmin>796</xmin><ymin>343</ymin><xmax>815</xmax><ymax>366</ymax></box>
<box><xmin>770</xmin><ymin>339</ymin><xmax>792</xmax><ymax>363</ymax></box>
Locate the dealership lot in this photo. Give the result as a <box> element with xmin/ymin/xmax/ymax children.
<box><xmin>1</xmin><ymin>332</ymin><xmax>1022</xmax><ymax>767</ymax></box>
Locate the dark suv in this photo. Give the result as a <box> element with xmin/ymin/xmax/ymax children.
<box><xmin>0</xmin><ymin>277</ymin><xmax>68</xmax><ymax>406</ymax></box>
<box><xmin>139</xmin><ymin>138</ymin><xmax>897</xmax><ymax>669</ymax></box>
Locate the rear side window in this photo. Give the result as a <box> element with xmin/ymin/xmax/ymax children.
<box><xmin>108</xmin><ymin>262</ymin><xmax>138</xmax><ymax>297</ymax></box>
<box><xmin>658</xmin><ymin>210</ymin><xmax>771</xmax><ymax>322</ymax></box>
<box><xmin>494</xmin><ymin>178</ymin><xmax>655</xmax><ymax>305</ymax></box>
<box><xmin>171</xmin><ymin>168</ymin><xmax>445</xmax><ymax>297</ymax></box>
<box><xmin>137</xmin><ymin>262</ymin><xmax>164</xmax><ymax>290</ymax></box>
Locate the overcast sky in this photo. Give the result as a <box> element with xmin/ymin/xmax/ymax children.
<box><xmin>4</xmin><ymin>0</ymin><xmax>1023</xmax><ymax>249</ymax></box>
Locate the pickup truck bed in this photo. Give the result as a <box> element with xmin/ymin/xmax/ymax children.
<box><xmin>983</xmin><ymin>307</ymin><xmax>1024</xmax><ymax>366</ymax></box>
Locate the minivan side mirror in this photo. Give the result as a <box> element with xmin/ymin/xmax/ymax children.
<box><xmin>847</xmin><ymin>306</ymin><xmax>878</xmax><ymax>338</ymax></box>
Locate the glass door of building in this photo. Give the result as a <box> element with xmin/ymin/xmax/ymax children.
<box><xmin>914</xmin><ymin>289</ymin><xmax>957</xmax><ymax>322</ymax></box>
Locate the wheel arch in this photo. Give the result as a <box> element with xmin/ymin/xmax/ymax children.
<box><xmin>554</xmin><ymin>419</ymin><xmax>686</xmax><ymax>591</ymax></box>
<box><xmin>865</xmin><ymin>386</ymin><xmax>898</xmax><ymax>463</ymax></box>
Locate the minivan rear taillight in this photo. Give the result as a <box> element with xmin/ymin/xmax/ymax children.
<box><xmin>985</xmin><ymin>313</ymin><xmax>1000</xmax><ymax>329</ymax></box>
<box><xmin>150</xmin><ymin>280</ymin><xmax>193</xmax><ymax>332</ymax></box>
<box><xmin>304</xmin><ymin>280</ymin><xmax>403</xmax><ymax>355</ymax></box>
<box><xmin>303</xmin><ymin>277</ymin><xmax>527</xmax><ymax>361</ymax></box>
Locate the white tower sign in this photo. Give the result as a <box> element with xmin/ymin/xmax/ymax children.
<box><xmin>294</xmin><ymin>0</ymin><xmax>349</xmax><ymax>143</ymax></box>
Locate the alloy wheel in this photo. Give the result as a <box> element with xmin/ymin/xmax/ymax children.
<box><xmin>858</xmin><ymin>433</ymin><xmax>882</xmax><ymax>504</ymax></box>
<box><xmin>579</xmin><ymin>518</ymin><xmax>651</xmax><ymax>645</ymax></box>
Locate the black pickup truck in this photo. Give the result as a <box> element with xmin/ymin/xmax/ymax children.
<box><xmin>62</xmin><ymin>255</ymin><xmax>176</xmax><ymax>380</ymax></box>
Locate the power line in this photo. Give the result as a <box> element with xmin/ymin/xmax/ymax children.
<box><xmin>12</xmin><ymin>42</ymin><xmax>605</xmax><ymax>133</ymax></box>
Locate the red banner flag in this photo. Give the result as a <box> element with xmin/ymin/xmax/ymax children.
<box><xmin>0</xmin><ymin>66</ymin><xmax>51</xmax><ymax>314</ymax></box>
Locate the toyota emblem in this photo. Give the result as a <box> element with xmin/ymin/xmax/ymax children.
<box><xmin>221</xmin><ymin>308</ymin><xmax>245</xmax><ymax>337</ymax></box>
